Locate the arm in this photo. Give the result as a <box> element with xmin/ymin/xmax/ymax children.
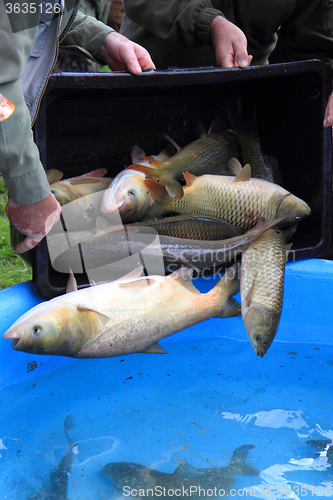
<box><xmin>0</xmin><ymin>8</ymin><xmax>61</xmax><ymax>253</ymax></box>
<box><xmin>60</xmin><ymin>11</ymin><xmax>155</xmax><ymax>74</ymax></box>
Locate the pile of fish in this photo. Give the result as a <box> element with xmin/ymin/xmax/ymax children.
<box><xmin>4</xmin><ymin>111</ymin><xmax>311</xmax><ymax>358</ymax></box>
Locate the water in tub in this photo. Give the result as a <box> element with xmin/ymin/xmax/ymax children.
<box><xmin>1</xmin><ymin>283</ymin><xmax>332</xmax><ymax>499</ymax></box>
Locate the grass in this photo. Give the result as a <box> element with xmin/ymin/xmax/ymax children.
<box><xmin>0</xmin><ymin>177</ymin><xmax>32</xmax><ymax>289</ymax></box>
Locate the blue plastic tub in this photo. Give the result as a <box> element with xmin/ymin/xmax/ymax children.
<box><xmin>1</xmin><ymin>259</ymin><xmax>333</xmax><ymax>499</ymax></box>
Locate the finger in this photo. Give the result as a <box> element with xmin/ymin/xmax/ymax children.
<box><xmin>14</xmin><ymin>234</ymin><xmax>44</xmax><ymax>254</ymax></box>
<box><xmin>234</xmin><ymin>41</ymin><xmax>251</xmax><ymax>68</ymax></box>
<box><xmin>217</xmin><ymin>49</ymin><xmax>237</xmax><ymax>68</ymax></box>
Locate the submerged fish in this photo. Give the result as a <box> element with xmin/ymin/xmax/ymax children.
<box><xmin>50</xmin><ymin>217</ymin><xmax>287</xmax><ymax>274</ymax></box>
<box><xmin>229</xmin><ymin>108</ymin><xmax>283</xmax><ymax>185</ymax></box>
<box><xmin>143</xmin><ymin>162</ymin><xmax>311</xmax><ymax>231</ymax></box>
<box><xmin>129</xmin><ymin>128</ymin><xmax>239</xmax><ymax>199</ymax></box>
<box><xmin>4</xmin><ymin>265</ymin><xmax>241</xmax><ymax>359</ymax></box>
<box><xmin>48</xmin><ymin>168</ymin><xmax>113</xmax><ymax>206</ymax></box>
<box><xmin>306</xmin><ymin>440</ymin><xmax>333</xmax><ymax>466</ymax></box>
<box><xmin>102</xmin><ymin>445</ymin><xmax>259</xmax><ymax>498</ymax></box>
<box><xmin>240</xmin><ymin>225</ymin><xmax>296</xmax><ymax>357</ymax></box>
<box><xmin>28</xmin><ymin>416</ymin><xmax>77</xmax><ymax>500</ymax></box>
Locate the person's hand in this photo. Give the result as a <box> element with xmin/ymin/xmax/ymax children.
<box><xmin>98</xmin><ymin>31</ymin><xmax>156</xmax><ymax>75</ymax></box>
<box><xmin>6</xmin><ymin>193</ymin><xmax>62</xmax><ymax>253</ymax></box>
<box><xmin>210</xmin><ymin>15</ymin><xmax>252</xmax><ymax>69</ymax></box>
<box><xmin>323</xmin><ymin>91</ymin><xmax>333</xmax><ymax>127</ymax></box>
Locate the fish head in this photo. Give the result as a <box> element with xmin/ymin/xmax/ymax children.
<box><xmin>101</xmin><ymin>170</ymin><xmax>152</xmax><ymax>222</ymax></box>
<box><xmin>244</xmin><ymin>305</ymin><xmax>280</xmax><ymax>357</ymax></box>
<box><xmin>102</xmin><ymin>462</ymin><xmax>153</xmax><ymax>489</ymax></box>
<box><xmin>3</xmin><ymin>302</ymin><xmax>88</xmax><ymax>356</ymax></box>
<box><xmin>275</xmin><ymin>194</ymin><xmax>311</xmax><ymax>225</ymax></box>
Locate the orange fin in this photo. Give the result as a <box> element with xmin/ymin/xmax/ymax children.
<box><xmin>128</xmin><ymin>163</ymin><xmax>159</xmax><ymax>179</ymax></box>
<box><xmin>47</xmin><ymin>169</ymin><xmax>64</xmax><ymax>184</ymax></box>
<box><xmin>235</xmin><ymin>164</ymin><xmax>251</xmax><ymax>182</ymax></box>
<box><xmin>183</xmin><ymin>171</ymin><xmax>197</xmax><ymax>187</ymax></box>
<box><xmin>83</xmin><ymin>168</ymin><xmax>108</xmax><ymax>178</ymax></box>
<box><xmin>142</xmin><ymin>156</ymin><xmax>164</xmax><ymax>168</ymax></box>
<box><xmin>144</xmin><ymin>179</ymin><xmax>168</xmax><ymax>200</ymax></box>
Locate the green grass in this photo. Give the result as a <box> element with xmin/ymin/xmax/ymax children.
<box><xmin>0</xmin><ymin>177</ymin><xmax>32</xmax><ymax>289</ymax></box>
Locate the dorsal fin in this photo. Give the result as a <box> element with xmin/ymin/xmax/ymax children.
<box><xmin>165</xmin><ymin>134</ymin><xmax>182</xmax><ymax>152</ymax></box>
<box><xmin>183</xmin><ymin>171</ymin><xmax>197</xmax><ymax>187</ymax></box>
<box><xmin>235</xmin><ymin>164</ymin><xmax>251</xmax><ymax>182</ymax></box>
<box><xmin>131</xmin><ymin>145</ymin><xmax>146</xmax><ymax>163</ymax></box>
<box><xmin>83</xmin><ymin>168</ymin><xmax>108</xmax><ymax>178</ymax></box>
<box><xmin>227</xmin><ymin>157</ymin><xmax>242</xmax><ymax>176</ymax></box>
<box><xmin>66</xmin><ymin>268</ymin><xmax>77</xmax><ymax>293</ymax></box>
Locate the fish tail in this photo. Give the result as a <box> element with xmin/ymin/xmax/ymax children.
<box><xmin>214</xmin><ymin>263</ymin><xmax>241</xmax><ymax>318</ymax></box>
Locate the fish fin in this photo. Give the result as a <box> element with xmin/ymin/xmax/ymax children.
<box><xmin>68</xmin><ymin>177</ymin><xmax>106</xmax><ymax>186</ymax></box>
<box><xmin>83</xmin><ymin>168</ymin><xmax>108</xmax><ymax>178</ymax></box>
<box><xmin>244</xmin><ymin>274</ymin><xmax>257</xmax><ymax>307</ymax></box>
<box><xmin>171</xmin><ymin>267</ymin><xmax>201</xmax><ymax>293</ymax></box>
<box><xmin>193</xmin><ymin>117</ymin><xmax>207</xmax><ymax>138</ymax></box>
<box><xmin>131</xmin><ymin>145</ymin><xmax>146</xmax><ymax>163</ymax></box>
<box><xmin>77</xmin><ymin>305</ymin><xmax>111</xmax><ymax>323</ymax></box>
<box><xmin>265</xmin><ymin>155</ymin><xmax>283</xmax><ymax>185</ymax></box>
<box><xmin>117</xmin><ymin>266</ymin><xmax>145</xmax><ymax>281</ymax></box>
<box><xmin>173</xmin><ymin>462</ymin><xmax>197</xmax><ymax>478</ymax></box>
<box><xmin>66</xmin><ymin>269</ymin><xmax>78</xmax><ymax>293</ymax></box>
<box><xmin>142</xmin><ymin>156</ymin><xmax>164</xmax><ymax>168</ymax></box>
<box><xmin>164</xmin><ymin>179</ymin><xmax>184</xmax><ymax>199</ymax></box>
<box><xmin>118</xmin><ymin>278</ymin><xmax>155</xmax><ymax>291</ymax></box>
<box><xmin>128</xmin><ymin>163</ymin><xmax>160</xmax><ymax>179</ymax></box>
<box><xmin>141</xmin><ymin>342</ymin><xmax>168</xmax><ymax>354</ymax></box>
<box><xmin>234</xmin><ymin>163</ymin><xmax>251</xmax><ymax>182</ymax></box>
<box><xmin>208</xmin><ymin>116</ymin><xmax>224</xmax><ymax>134</ymax></box>
<box><xmin>230</xmin><ymin>444</ymin><xmax>256</xmax><ymax>466</ymax></box>
<box><xmin>183</xmin><ymin>171</ymin><xmax>197</xmax><ymax>187</ymax></box>
<box><xmin>165</xmin><ymin>134</ymin><xmax>182</xmax><ymax>152</ymax></box>
<box><xmin>144</xmin><ymin>179</ymin><xmax>168</xmax><ymax>200</ymax></box>
<box><xmin>47</xmin><ymin>169</ymin><xmax>64</xmax><ymax>184</ymax></box>
<box><xmin>227</xmin><ymin>157</ymin><xmax>242</xmax><ymax>176</ymax></box>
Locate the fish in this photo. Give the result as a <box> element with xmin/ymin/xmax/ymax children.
<box><xmin>49</xmin><ymin>217</ymin><xmax>288</xmax><ymax>275</ymax></box>
<box><xmin>240</xmin><ymin>224</ymin><xmax>297</xmax><ymax>357</ymax></box>
<box><xmin>28</xmin><ymin>416</ymin><xmax>77</xmax><ymax>500</ymax></box>
<box><xmin>229</xmin><ymin>107</ymin><xmax>283</xmax><ymax>185</ymax></box>
<box><xmin>47</xmin><ymin>168</ymin><xmax>113</xmax><ymax>206</ymax></box>
<box><xmin>100</xmin><ymin>146</ymin><xmax>173</xmax><ymax>223</ymax></box>
<box><xmin>102</xmin><ymin>444</ymin><xmax>259</xmax><ymax>499</ymax></box>
<box><xmin>143</xmin><ymin>161</ymin><xmax>311</xmax><ymax>231</ymax></box>
<box><xmin>3</xmin><ymin>264</ymin><xmax>241</xmax><ymax>359</ymax></box>
<box><xmin>128</xmin><ymin>128</ymin><xmax>239</xmax><ymax>199</ymax></box>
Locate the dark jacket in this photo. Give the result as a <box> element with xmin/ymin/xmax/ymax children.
<box><xmin>121</xmin><ymin>0</ymin><xmax>333</xmax><ymax>74</ymax></box>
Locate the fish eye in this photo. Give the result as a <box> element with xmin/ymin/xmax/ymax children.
<box><xmin>31</xmin><ymin>325</ymin><xmax>43</xmax><ymax>337</ymax></box>
<box><xmin>256</xmin><ymin>334</ymin><xmax>262</xmax><ymax>343</ymax></box>
<box><xmin>127</xmin><ymin>190</ymin><xmax>136</xmax><ymax>199</ymax></box>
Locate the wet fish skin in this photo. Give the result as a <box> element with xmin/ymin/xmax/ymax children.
<box><xmin>129</xmin><ymin>129</ymin><xmax>239</xmax><ymax>199</ymax></box>
<box><xmin>102</xmin><ymin>445</ymin><xmax>259</xmax><ymax>499</ymax></box>
<box><xmin>126</xmin><ymin>215</ymin><xmax>243</xmax><ymax>240</ymax></box>
<box><xmin>100</xmin><ymin>168</ymin><xmax>154</xmax><ymax>222</ymax></box>
<box><xmin>240</xmin><ymin>225</ymin><xmax>296</xmax><ymax>357</ymax></box>
<box><xmin>50</xmin><ymin>216</ymin><xmax>288</xmax><ymax>274</ymax></box>
<box><xmin>48</xmin><ymin>168</ymin><xmax>113</xmax><ymax>206</ymax></box>
<box><xmin>3</xmin><ymin>265</ymin><xmax>240</xmax><ymax>359</ymax></box>
<box><xmin>229</xmin><ymin>110</ymin><xmax>283</xmax><ymax>185</ymax></box>
<box><xmin>144</xmin><ymin>165</ymin><xmax>311</xmax><ymax>232</ymax></box>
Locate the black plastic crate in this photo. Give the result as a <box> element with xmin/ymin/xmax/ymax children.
<box><xmin>31</xmin><ymin>60</ymin><xmax>332</xmax><ymax>299</ymax></box>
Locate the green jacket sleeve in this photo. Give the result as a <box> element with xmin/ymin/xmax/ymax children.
<box><xmin>59</xmin><ymin>11</ymin><xmax>114</xmax><ymax>62</ymax></box>
<box><xmin>122</xmin><ymin>0</ymin><xmax>223</xmax><ymax>47</ymax></box>
<box><xmin>0</xmin><ymin>4</ymin><xmax>50</xmax><ymax>205</ymax></box>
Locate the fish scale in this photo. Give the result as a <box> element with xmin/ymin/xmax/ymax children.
<box><xmin>240</xmin><ymin>228</ymin><xmax>291</xmax><ymax>357</ymax></box>
<box><xmin>159</xmin><ymin>174</ymin><xmax>290</xmax><ymax>232</ymax></box>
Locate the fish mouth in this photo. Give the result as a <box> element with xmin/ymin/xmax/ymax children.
<box><xmin>101</xmin><ymin>200</ymin><xmax>125</xmax><ymax>214</ymax></box>
<box><xmin>11</xmin><ymin>338</ymin><xmax>20</xmax><ymax>349</ymax></box>
<box><xmin>252</xmin><ymin>344</ymin><xmax>265</xmax><ymax>357</ymax></box>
